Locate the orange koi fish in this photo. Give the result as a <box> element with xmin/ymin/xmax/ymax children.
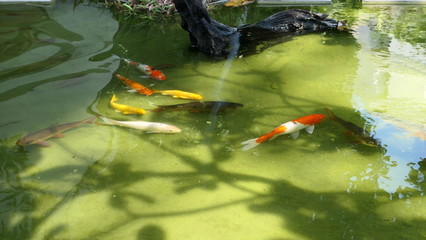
<box><xmin>114</xmin><ymin>73</ymin><xmax>155</xmax><ymax>96</ymax></box>
<box><xmin>155</xmin><ymin>90</ymin><xmax>203</xmax><ymax>100</ymax></box>
<box><xmin>241</xmin><ymin>114</ymin><xmax>326</xmax><ymax>150</ymax></box>
<box><xmin>110</xmin><ymin>94</ymin><xmax>146</xmax><ymax>115</ymax></box>
<box><xmin>122</xmin><ymin>58</ymin><xmax>166</xmax><ymax>81</ymax></box>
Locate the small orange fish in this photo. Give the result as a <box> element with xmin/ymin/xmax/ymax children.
<box><xmin>122</xmin><ymin>58</ymin><xmax>166</xmax><ymax>81</ymax></box>
<box><xmin>114</xmin><ymin>73</ymin><xmax>155</xmax><ymax>96</ymax></box>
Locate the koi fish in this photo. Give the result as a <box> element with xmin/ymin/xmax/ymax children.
<box><xmin>114</xmin><ymin>73</ymin><xmax>155</xmax><ymax>96</ymax></box>
<box><xmin>155</xmin><ymin>90</ymin><xmax>203</xmax><ymax>100</ymax></box>
<box><xmin>110</xmin><ymin>94</ymin><xmax>146</xmax><ymax>115</ymax></box>
<box><xmin>152</xmin><ymin>101</ymin><xmax>243</xmax><ymax>113</ymax></box>
<box><xmin>241</xmin><ymin>114</ymin><xmax>326</xmax><ymax>150</ymax></box>
<box><xmin>324</xmin><ymin>107</ymin><xmax>379</xmax><ymax>147</ymax></box>
<box><xmin>98</xmin><ymin>117</ymin><xmax>181</xmax><ymax>133</ymax></box>
<box><xmin>122</xmin><ymin>58</ymin><xmax>166</xmax><ymax>81</ymax></box>
<box><xmin>16</xmin><ymin>116</ymin><xmax>97</xmax><ymax>147</ymax></box>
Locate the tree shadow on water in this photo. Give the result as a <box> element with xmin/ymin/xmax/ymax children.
<box><xmin>249</xmin><ymin>180</ymin><xmax>426</xmax><ymax>240</ymax></box>
<box><xmin>137</xmin><ymin>225</ymin><xmax>166</xmax><ymax>240</ymax></box>
<box><xmin>1</xmin><ymin>125</ymin><xmax>426</xmax><ymax>240</ymax></box>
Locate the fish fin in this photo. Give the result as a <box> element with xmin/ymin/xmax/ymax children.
<box><xmin>324</xmin><ymin>107</ymin><xmax>336</xmax><ymax>121</ymax></box>
<box><xmin>97</xmin><ymin>117</ymin><xmax>115</xmax><ymax>125</ymax></box>
<box><xmin>343</xmin><ymin>131</ymin><xmax>355</xmax><ymax>136</ymax></box>
<box><xmin>268</xmin><ymin>134</ymin><xmax>279</xmax><ymax>141</ymax></box>
<box><xmin>84</xmin><ymin>116</ymin><xmax>98</xmax><ymax>123</ymax></box>
<box><xmin>54</xmin><ymin>134</ymin><xmax>65</xmax><ymax>138</ymax></box>
<box><xmin>290</xmin><ymin>131</ymin><xmax>300</xmax><ymax>139</ymax></box>
<box><xmin>305</xmin><ymin>125</ymin><xmax>315</xmax><ymax>134</ymax></box>
<box><xmin>127</xmin><ymin>89</ymin><xmax>137</xmax><ymax>93</ymax></box>
<box><xmin>140</xmin><ymin>75</ymin><xmax>150</xmax><ymax>78</ymax></box>
<box><xmin>37</xmin><ymin>141</ymin><xmax>52</xmax><ymax>147</ymax></box>
<box><xmin>241</xmin><ymin>138</ymin><xmax>260</xmax><ymax>151</ymax></box>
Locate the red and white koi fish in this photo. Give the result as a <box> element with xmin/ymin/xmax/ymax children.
<box><xmin>241</xmin><ymin>114</ymin><xmax>326</xmax><ymax>150</ymax></box>
<box><xmin>122</xmin><ymin>58</ymin><xmax>166</xmax><ymax>81</ymax></box>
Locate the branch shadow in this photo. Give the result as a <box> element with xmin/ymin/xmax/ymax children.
<box><xmin>1</xmin><ymin>5</ymin><xmax>425</xmax><ymax>240</ymax></box>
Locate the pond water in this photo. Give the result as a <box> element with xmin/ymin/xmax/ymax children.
<box><xmin>1</xmin><ymin>2</ymin><xmax>425</xmax><ymax>240</ymax></box>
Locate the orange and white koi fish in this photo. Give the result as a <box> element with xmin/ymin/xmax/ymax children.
<box><xmin>155</xmin><ymin>90</ymin><xmax>203</xmax><ymax>100</ymax></box>
<box><xmin>122</xmin><ymin>58</ymin><xmax>166</xmax><ymax>81</ymax></box>
<box><xmin>241</xmin><ymin>114</ymin><xmax>326</xmax><ymax>150</ymax></box>
<box><xmin>114</xmin><ymin>73</ymin><xmax>155</xmax><ymax>96</ymax></box>
<box><xmin>110</xmin><ymin>94</ymin><xmax>146</xmax><ymax>115</ymax></box>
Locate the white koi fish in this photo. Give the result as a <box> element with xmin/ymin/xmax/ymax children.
<box><xmin>99</xmin><ymin>117</ymin><xmax>181</xmax><ymax>133</ymax></box>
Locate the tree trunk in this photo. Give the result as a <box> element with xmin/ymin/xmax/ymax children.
<box><xmin>173</xmin><ymin>0</ymin><xmax>345</xmax><ymax>57</ymax></box>
<box><xmin>173</xmin><ymin>0</ymin><xmax>238</xmax><ymax>56</ymax></box>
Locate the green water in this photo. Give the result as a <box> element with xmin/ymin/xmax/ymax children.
<box><xmin>1</xmin><ymin>2</ymin><xmax>425</xmax><ymax>240</ymax></box>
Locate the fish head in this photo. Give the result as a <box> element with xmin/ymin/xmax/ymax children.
<box><xmin>16</xmin><ymin>138</ymin><xmax>28</xmax><ymax>146</ymax></box>
<box><xmin>151</xmin><ymin>70</ymin><xmax>166</xmax><ymax>81</ymax></box>
<box><xmin>308</xmin><ymin>114</ymin><xmax>326</xmax><ymax>124</ymax></box>
<box><xmin>294</xmin><ymin>114</ymin><xmax>326</xmax><ymax>125</ymax></box>
<box><xmin>16</xmin><ymin>136</ymin><xmax>40</xmax><ymax>146</ymax></box>
<box><xmin>230</xmin><ymin>103</ymin><xmax>244</xmax><ymax>109</ymax></box>
<box><xmin>163</xmin><ymin>125</ymin><xmax>182</xmax><ymax>133</ymax></box>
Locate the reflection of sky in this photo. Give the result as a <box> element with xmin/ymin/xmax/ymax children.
<box><xmin>351</xmin><ymin>10</ymin><xmax>426</xmax><ymax>195</ymax></box>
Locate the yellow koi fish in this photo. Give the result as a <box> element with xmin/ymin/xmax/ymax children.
<box><xmin>110</xmin><ymin>94</ymin><xmax>146</xmax><ymax>115</ymax></box>
<box><xmin>155</xmin><ymin>90</ymin><xmax>203</xmax><ymax>100</ymax></box>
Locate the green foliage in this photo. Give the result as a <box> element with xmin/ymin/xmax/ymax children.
<box><xmin>86</xmin><ymin>0</ymin><xmax>177</xmax><ymax>20</ymax></box>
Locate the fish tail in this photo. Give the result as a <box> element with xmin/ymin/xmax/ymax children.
<box><xmin>241</xmin><ymin>138</ymin><xmax>261</xmax><ymax>151</ymax></box>
<box><xmin>151</xmin><ymin>107</ymin><xmax>164</xmax><ymax>112</ymax></box>
<box><xmin>97</xmin><ymin>117</ymin><xmax>116</xmax><ymax>125</ymax></box>
<box><xmin>111</xmin><ymin>94</ymin><xmax>118</xmax><ymax>102</ymax></box>
<box><xmin>324</xmin><ymin>107</ymin><xmax>336</xmax><ymax>121</ymax></box>
<box><xmin>81</xmin><ymin>115</ymin><xmax>98</xmax><ymax>124</ymax></box>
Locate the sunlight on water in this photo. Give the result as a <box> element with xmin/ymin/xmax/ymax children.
<box><xmin>350</xmin><ymin>9</ymin><xmax>426</xmax><ymax>195</ymax></box>
<box><xmin>0</xmin><ymin>2</ymin><xmax>425</xmax><ymax>240</ymax></box>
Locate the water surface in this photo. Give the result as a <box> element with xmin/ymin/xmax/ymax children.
<box><xmin>0</xmin><ymin>2</ymin><xmax>425</xmax><ymax>240</ymax></box>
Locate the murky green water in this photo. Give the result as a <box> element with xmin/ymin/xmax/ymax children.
<box><xmin>1</xmin><ymin>2</ymin><xmax>425</xmax><ymax>240</ymax></box>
